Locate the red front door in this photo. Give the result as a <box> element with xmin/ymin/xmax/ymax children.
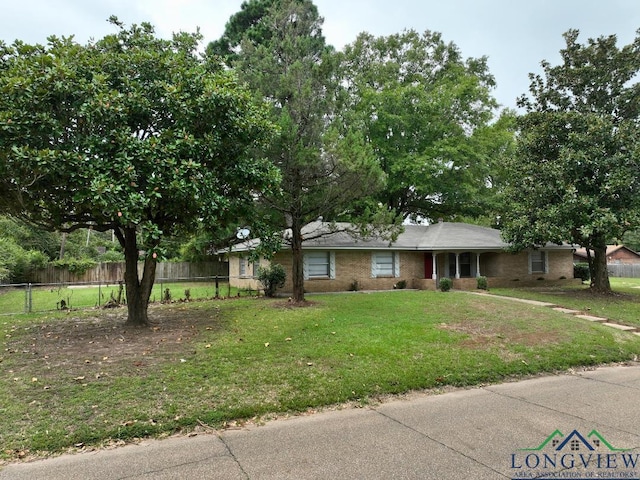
<box><xmin>424</xmin><ymin>252</ymin><xmax>433</xmax><ymax>279</ymax></box>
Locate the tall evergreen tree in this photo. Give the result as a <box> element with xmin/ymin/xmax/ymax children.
<box><xmin>219</xmin><ymin>0</ymin><xmax>387</xmax><ymax>302</ymax></box>
<box><xmin>206</xmin><ymin>0</ymin><xmax>275</xmax><ymax>66</ymax></box>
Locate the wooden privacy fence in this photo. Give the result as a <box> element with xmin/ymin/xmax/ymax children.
<box><xmin>608</xmin><ymin>263</ymin><xmax>640</xmax><ymax>278</ymax></box>
<box><xmin>30</xmin><ymin>261</ymin><xmax>229</xmax><ymax>285</ymax></box>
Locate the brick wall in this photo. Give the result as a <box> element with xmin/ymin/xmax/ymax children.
<box><xmin>480</xmin><ymin>250</ymin><xmax>576</xmax><ymax>288</ymax></box>
<box><xmin>609</xmin><ymin>248</ymin><xmax>640</xmax><ymax>264</ymax></box>
<box><xmin>488</xmin><ymin>250</ymin><xmax>574</xmax><ymax>280</ymax></box>
<box><xmin>229</xmin><ymin>256</ymin><xmax>263</xmax><ymax>290</ymax></box>
<box><xmin>262</xmin><ymin>251</ymin><xmax>426</xmax><ymax>293</ymax></box>
<box><xmin>229</xmin><ymin>248</ymin><xmax>577</xmax><ymax>293</ymax></box>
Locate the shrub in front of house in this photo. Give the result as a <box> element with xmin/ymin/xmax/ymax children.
<box><xmin>476</xmin><ymin>276</ymin><xmax>488</xmax><ymax>290</ymax></box>
<box><xmin>394</xmin><ymin>279</ymin><xmax>407</xmax><ymax>289</ymax></box>
<box><xmin>574</xmin><ymin>263</ymin><xmax>590</xmax><ymax>282</ymax></box>
<box><xmin>439</xmin><ymin>277</ymin><xmax>453</xmax><ymax>292</ymax></box>
<box><xmin>257</xmin><ymin>264</ymin><xmax>286</xmax><ymax>297</ymax></box>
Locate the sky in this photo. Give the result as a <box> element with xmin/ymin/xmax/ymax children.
<box><xmin>1</xmin><ymin>0</ymin><xmax>638</xmax><ymax>111</ymax></box>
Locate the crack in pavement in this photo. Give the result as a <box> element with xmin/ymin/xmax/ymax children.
<box><xmin>372</xmin><ymin>407</ymin><xmax>511</xmax><ymax>478</ymax></box>
<box><xmin>217</xmin><ymin>434</ymin><xmax>250</xmax><ymax>480</ymax></box>
<box><xmin>483</xmin><ymin>383</ymin><xmax>640</xmax><ymax>443</ymax></box>
<box><xmin>574</xmin><ymin>370</ymin><xmax>640</xmax><ymax>391</ymax></box>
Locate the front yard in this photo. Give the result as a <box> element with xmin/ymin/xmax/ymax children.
<box><xmin>490</xmin><ymin>277</ymin><xmax>640</xmax><ymax>328</ymax></box>
<box><xmin>1</xmin><ymin>288</ymin><xmax>639</xmax><ymax>462</ymax></box>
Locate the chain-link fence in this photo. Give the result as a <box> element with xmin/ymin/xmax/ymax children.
<box><xmin>0</xmin><ymin>276</ymin><xmax>260</xmax><ymax>316</ymax></box>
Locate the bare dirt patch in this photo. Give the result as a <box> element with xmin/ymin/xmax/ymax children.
<box><xmin>4</xmin><ymin>303</ymin><xmax>223</xmax><ymax>378</ymax></box>
<box><xmin>271</xmin><ymin>299</ymin><xmax>319</xmax><ymax>309</ymax></box>
<box><xmin>438</xmin><ymin>319</ymin><xmax>563</xmax><ymax>349</ymax></box>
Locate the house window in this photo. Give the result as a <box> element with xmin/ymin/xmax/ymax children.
<box><xmin>449</xmin><ymin>252</ymin><xmax>472</xmax><ymax>277</ymax></box>
<box><xmin>372</xmin><ymin>252</ymin><xmax>400</xmax><ymax>278</ymax></box>
<box><xmin>530</xmin><ymin>251</ymin><xmax>547</xmax><ymax>273</ymax></box>
<box><xmin>304</xmin><ymin>252</ymin><xmax>335</xmax><ymax>279</ymax></box>
<box><xmin>459</xmin><ymin>253</ymin><xmax>472</xmax><ymax>277</ymax></box>
<box><xmin>239</xmin><ymin>257</ymin><xmax>247</xmax><ymax>277</ymax></box>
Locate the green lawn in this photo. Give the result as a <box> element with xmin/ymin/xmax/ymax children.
<box><xmin>0</xmin><ymin>282</ymin><xmax>250</xmax><ymax>315</ymax></box>
<box><xmin>1</xmin><ymin>289</ymin><xmax>639</xmax><ymax>461</ymax></box>
<box><xmin>490</xmin><ymin>277</ymin><xmax>640</xmax><ymax>327</ymax></box>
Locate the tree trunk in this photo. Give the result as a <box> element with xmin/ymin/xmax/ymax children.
<box><xmin>121</xmin><ymin>227</ymin><xmax>157</xmax><ymax>326</ymax></box>
<box><xmin>590</xmin><ymin>240</ymin><xmax>611</xmax><ymax>294</ymax></box>
<box><xmin>290</xmin><ymin>217</ymin><xmax>305</xmax><ymax>302</ymax></box>
<box><xmin>59</xmin><ymin>232</ymin><xmax>67</xmax><ymax>259</ymax></box>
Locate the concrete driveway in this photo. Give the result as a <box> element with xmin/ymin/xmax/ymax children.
<box><xmin>2</xmin><ymin>364</ymin><xmax>639</xmax><ymax>479</ymax></box>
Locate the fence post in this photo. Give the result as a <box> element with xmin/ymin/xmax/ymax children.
<box><xmin>25</xmin><ymin>283</ymin><xmax>32</xmax><ymax>313</ymax></box>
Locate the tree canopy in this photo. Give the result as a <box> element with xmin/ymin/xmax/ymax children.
<box><xmin>501</xmin><ymin>29</ymin><xmax>640</xmax><ymax>292</ymax></box>
<box><xmin>339</xmin><ymin>30</ymin><xmax>511</xmax><ymax>223</ymax></box>
<box><xmin>0</xmin><ymin>18</ymin><xmax>279</xmax><ymax>324</ymax></box>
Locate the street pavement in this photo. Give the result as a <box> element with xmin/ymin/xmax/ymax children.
<box><xmin>1</xmin><ymin>364</ymin><xmax>640</xmax><ymax>479</ymax></box>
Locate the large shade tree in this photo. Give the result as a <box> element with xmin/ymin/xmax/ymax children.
<box><xmin>339</xmin><ymin>30</ymin><xmax>512</xmax><ymax>223</ymax></box>
<box><xmin>501</xmin><ymin>29</ymin><xmax>640</xmax><ymax>292</ymax></box>
<box><xmin>0</xmin><ymin>18</ymin><xmax>278</xmax><ymax>324</ymax></box>
<box><xmin>214</xmin><ymin>0</ymin><xmax>388</xmax><ymax>302</ymax></box>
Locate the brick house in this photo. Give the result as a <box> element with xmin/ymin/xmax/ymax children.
<box><xmin>229</xmin><ymin>221</ymin><xmax>576</xmax><ymax>293</ymax></box>
<box><xmin>573</xmin><ymin>245</ymin><xmax>640</xmax><ymax>264</ymax></box>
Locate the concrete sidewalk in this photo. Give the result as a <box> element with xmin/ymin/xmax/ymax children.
<box><xmin>2</xmin><ymin>364</ymin><xmax>640</xmax><ymax>479</ymax></box>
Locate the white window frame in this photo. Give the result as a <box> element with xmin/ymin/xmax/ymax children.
<box><xmin>303</xmin><ymin>251</ymin><xmax>335</xmax><ymax>280</ymax></box>
<box><xmin>239</xmin><ymin>257</ymin><xmax>247</xmax><ymax>277</ymax></box>
<box><xmin>371</xmin><ymin>251</ymin><xmax>400</xmax><ymax>278</ymax></box>
<box><xmin>529</xmin><ymin>250</ymin><xmax>548</xmax><ymax>274</ymax></box>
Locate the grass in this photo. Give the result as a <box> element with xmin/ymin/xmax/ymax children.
<box><xmin>490</xmin><ymin>277</ymin><xmax>640</xmax><ymax>327</ymax></box>
<box><xmin>1</xmin><ymin>289</ymin><xmax>639</xmax><ymax>462</ymax></box>
<box><xmin>0</xmin><ymin>282</ymin><xmax>251</xmax><ymax>315</ymax></box>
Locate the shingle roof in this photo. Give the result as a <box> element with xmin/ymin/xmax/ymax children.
<box><xmin>293</xmin><ymin>221</ymin><xmax>511</xmax><ymax>251</ymax></box>
<box><xmin>230</xmin><ymin>221</ymin><xmax>574</xmax><ymax>253</ymax></box>
<box><xmin>573</xmin><ymin>245</ymin><xmax>640</xmax><ymax>259</ymax></box>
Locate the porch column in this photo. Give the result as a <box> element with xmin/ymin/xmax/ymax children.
<box><xmin>455</xmin><ymin>253</ymin><xmax>460</xmax><ymax>279</ymax></box>
<box><xmin>476</xmin><ymin>253</ymin><xmax>481</xmax><ymax>277</ymax></box>
<box><xmin>432</xmin><ymin>253</ymin><xmax>437</xmax><ymax>280</ymax></box>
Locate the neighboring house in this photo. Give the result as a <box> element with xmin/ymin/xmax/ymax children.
<box><xmin>573</xmin><ymin>245</ymin><xmax>640</xmax><ymax>264</ymax></box>
<box><xmin>229</xmin><ymin>221</ymin><xmax>576</xmax><ymax>293</ymax></box>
